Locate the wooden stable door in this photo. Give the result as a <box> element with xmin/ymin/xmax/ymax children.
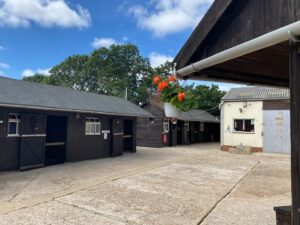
<box><xmin>111</xmin><ymin>119</ymin><xmax>124</xmax><ymax>157</ymax></box>
<box><xmin>20</xmin><ymin>114</ymin><xmax>46</xmax><ymax>171</ymax></box>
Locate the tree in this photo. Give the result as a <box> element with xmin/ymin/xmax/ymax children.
<box><xmin>192</xmin><ymin>85</ymin><xmax>226</xmax><ymax>115</ymax></box>
<box><xmin>23</xmin><ymin>44</ymin><xmax>153</xmax><ymax>104</ymax></box>
<box><xmin>23</xmin><ymin>74</ymin><xmax>52</xmax><ymax>85</ymax></box>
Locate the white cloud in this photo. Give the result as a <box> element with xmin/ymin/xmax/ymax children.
<box><xmin>0</xmin><ymin>70</ymin><xmax>6</xmax><ymax>76</ymax></box>
<box><xmin>149</xmin><ymin>52</ymin><xmax>173</xmax><ymax>68</ymax></box>
<box><xmin>0</xmin><ymin>46</ymin><xmax>4</xmax><ymax>50</ymax></box>
<box><xmin>128</xmin><ymin>0</ymin><xmax>214</xmax><ymax>37</ymax></box>
<box><xmin>0</xmin><ymin>62</ymin><xmax>9</xmax><ymax>69</ymax></box>
<box><xmin>0</xmin><ymin>0</ymin><xmax>91</xmax><ymax>28</ymax></box>
<box><xmin>22</xmin><ymin>68</ymin><xmax>51</xmax><ymax>77</ymax></box>
<box><xmin>91</xmin><ymin>38</ymin><xmax>120</xmax><ymax>49</ymax></box>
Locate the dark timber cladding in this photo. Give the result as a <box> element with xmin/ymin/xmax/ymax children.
<box><xmin>174</xmin><ymin>0</ymin><xmax>300</xmax><ymax>224</ymax></box>
<box><xmin>0</xmin><ymin>76</ymin><xmax>151</xmax><ymax>172</ymax></box>
<box><xmin>137</xmin><ymin>101</ymin><xmax>220</xmax><ymax>148</ymax></box>
<box><xmin>175</xmin><ymin>0</ymin><xmax>297</xmax><ymax>86</ymax></box>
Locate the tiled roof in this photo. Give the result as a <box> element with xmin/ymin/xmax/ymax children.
<box><xmin>0</xmin><ymin>76</ymin><xmax>152</xmax><ymax>117</ymax></box>
<box><xmin>222</xmin><ymin>87</ymin><xmax>290</xmax><ymax>101</ymax></box>
<box><xmin>178</xmin><ymin>110</ymin><xmax>219</xmax><ymax>123</ymax></box>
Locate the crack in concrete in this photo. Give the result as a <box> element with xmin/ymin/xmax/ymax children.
<box><xmin>197</xmin><ymin>161</ymin><xmax>261</xmax><ymax>225</ymax></box>
<box><xmin>0</xmin><ymin>158</ymin><xmax>187</xmax><ymax>215</ymax></box>
<box><xmin>56</xmin><ymin>200</ymin><xmax>142</xmax><ymax>225</ymax></box>
<box><xmin>7</xmin><ymin>170</ymin><xmax>43</xmax><ymax>202</ymax></box>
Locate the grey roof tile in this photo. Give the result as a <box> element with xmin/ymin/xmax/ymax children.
<box><xmin>178</xmin><ymin>110</ymin><xmax>219</xmax><ymax>123</ymax></box>
<box><xmin>0</xmin><ymin>76</ymin><xmax>152</xmax><ymax>117</ymax></box>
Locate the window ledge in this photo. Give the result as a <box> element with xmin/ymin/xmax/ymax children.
<box><xmin>232</xmin><ymin>131</ymin><xmax>255</xmax><ymax>134</ymax></box>
<box><xmin>7</xmin><ymin>135</ymin><xmax>20</xmax><ymax>138</ymax></box>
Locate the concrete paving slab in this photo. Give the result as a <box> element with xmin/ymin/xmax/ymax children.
<box><xmin>0</xmin><ymin>144</ymin><xmax>291</xmax><ymax>225</ymax></box>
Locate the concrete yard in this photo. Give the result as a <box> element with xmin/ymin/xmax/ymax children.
<box><xmin>0</xmin><ymin>144</ymin><xmax>291</xmax><ymax>225</ymax></box>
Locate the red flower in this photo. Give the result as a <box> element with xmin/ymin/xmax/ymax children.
<box><xmin>178</xmin><ymin>92</ymin><xmax>186</xmax><ymax>102</ymax></box>
<box><xmin>158</xmin><ymin>81</ymin><xmax>169</xmax><ymax>91</ymax></box>
<box><xmin>153</xmin><ymin>76</ymin><xmax>161</xmax><ymax>85</ymax></box>
<box><xmin>168</xmin><ymin>75</ymin><xmax>177</xmax><ymax>82</ymax></box>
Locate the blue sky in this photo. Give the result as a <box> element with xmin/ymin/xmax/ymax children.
<box><xmin>0</xmin><ymin>0</ymin><xmax>242</xmax><ymax>90</ymax></box>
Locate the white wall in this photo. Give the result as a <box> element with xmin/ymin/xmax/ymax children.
<box><xmin>221</xmin><ymin>101</ymin><xmax>263</xmax><ymax>148</ymax></box>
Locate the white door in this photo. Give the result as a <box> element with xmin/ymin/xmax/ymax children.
<box><xmin>263</xmin><ymin>110</ymin><xmax>290</xmax><ymax>154</ymax></box>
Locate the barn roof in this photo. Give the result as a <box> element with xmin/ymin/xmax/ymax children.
<box><xmin>174</xmin><ymin>0</ymin><xmax>296</xmax><ymax>86</ymax></box>
<box><xmin>178</xmin><ymin>110</ymin><xmax>220</xmax><ymax>123</ymax></box>
<box><xmin>174</xmin><ymin>0</ymin><xmax>234</xmax><ymax>69</ymax></box>
<box><xmin>0</xmin><ymin>76</ymin><xmax>152</xmax><ymax>117</ymax></box>
<box><xmin>222</xmin><ymin>87</ymin><xmax>290</xmax><ymax>102</ymax></box>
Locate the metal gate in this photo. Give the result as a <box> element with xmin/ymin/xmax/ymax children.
<box><xmin>263</xmin><ymin>110</ymin><xmax>291</xmax><ymax>154</ymax></box>
<box><xmin>111</xmin><ymin>119</ymin><xmax>124</xmax><ymax>157</ymax></box>
<box><xmin>20</xmin><ymin>114</ymin><xmax>46</xmax><ymax>171</ymax></box>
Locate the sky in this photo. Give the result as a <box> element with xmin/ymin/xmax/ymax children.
<box><xmin>0</xmin><ymin>0</ymin><xmax>242</xmax><ymax>91</ymax></box>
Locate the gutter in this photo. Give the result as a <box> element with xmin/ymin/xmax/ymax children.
<box><xmin>176</xmin><ymin>21</ymin><xmax>300</xmax><ymax>78</ymax></box>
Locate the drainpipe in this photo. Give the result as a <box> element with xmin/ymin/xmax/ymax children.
<box><xmin>176</xmin><ymin>21</ymin><xmax>300</xmax><ymax>78</ymax></box>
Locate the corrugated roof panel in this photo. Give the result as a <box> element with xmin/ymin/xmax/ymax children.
<box><xmin>222</xmin><ymin>87</ymin><xmax>290</xmax><ymax>101</ymax></box>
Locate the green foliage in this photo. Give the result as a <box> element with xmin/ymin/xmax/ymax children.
<box><xmin>193</xmin><ymin>85</ymin><xmax>226</xmax><ymax>111</ymax></box>
<box><xmin>22</xmin><ymin>44</ymin><xmax>153</xmax><ymax>104</ymax></box>
<box><xmin>23</xmin><ymin>74</ymin><xmax>53</xmax><ymax>85</ymax></box>
<box><xmin>21</xmin><ymin>44</ymin><xmax>225</xmax><ymax>111</ymax></box>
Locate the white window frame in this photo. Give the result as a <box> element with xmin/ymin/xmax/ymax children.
<box><xmin>85</xmin><ymin>117</ymin><xmax>101</xmax><ymax>135</ymax></box>
<box><xmin>233</xmin><ymin>119</ymin><xmax>255</xmax><ymax>133</ymax></box>
<box><xmin>200</xmin><ymin>122</ymin><xmax>205</xmax><ymax>132</ymax></box>
<box><xmin>8</xmin><ymin>114</ymin><xmax>21</xmax><ymax>137</ymax></box>
<box><xmin>184</xmin><ymin>121</ymin><xmax>190</xmax><ymax>131</ymax></box>
<box><xmin>163</xmin><ymin>121</ymin><xmax>170</xmax><ymax>133</ymax></box>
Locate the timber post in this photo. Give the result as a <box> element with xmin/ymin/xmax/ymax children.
<box><xmin>290</xmin><ymin>36</ymin><xmax>300</xmax><ymax>225</ymax></box>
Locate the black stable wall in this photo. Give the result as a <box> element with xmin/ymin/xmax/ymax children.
<box><xmin>0</xmin><ymin>107</ymin><xmax>138</xmax><ymax>172</ymax></box>
<box><xmin>137</xmin><ymin>117</ymin><xmax>164</xmax><ymax>148</ymax></box>
<box><xmin>67</xmin><ymin>113</ymin><xmax>110</xmax><ymax>161</ymax></box>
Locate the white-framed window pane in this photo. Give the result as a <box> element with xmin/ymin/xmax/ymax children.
<box><xmin>95</xmin><ymin>124</ymin><xmax>100</xmax><ymax>134</ymax></box>
<box><xmin>233</xmin><ymin>119</ymin><xmax>255</xmax><ymax>132</ymax></box>
<box><xmin>8</xmin><ymin>122</ymin><xmax>17</xmax><ymax>135</ymax></box>
<box><xmin>85</xmin><ymin>118</ymin><xmax>101</xmax><ymax>135</ymax></box>
<box><xmin>8</xmin><ymin>113</ymin><xmax>21</xmax><ymax>136</ymax></box>
<box><xmin>163</xmin><ymin>122</ymin><xmax>169</xmax><ymax>133</ymax></box>
<box><xmin>184</xmin><ymin>122</ymin><xmax>189</xmax><ymax>131</ymax></box>
<box><xmin>200</xmin><ymin>122</ymin><xmax>204</xmax><ymax>132</ymax></box>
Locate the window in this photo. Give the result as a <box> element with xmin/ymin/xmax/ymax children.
<box><xmin>8</xmin><ymin>114</ymin><xmax>21</xmax><ymax>136</ymax></box>
<box><xmin>163</xmin><ymin>121</ymin><xmax>169</xmax><ymax>133</ymax></box>
<box><xmin>200</xmin><ymin>122</ymin><xmax>205</xmax><ymax>132</ymax></box>
<box><xmin>184</xmin><ymin>121</ymin><xmax>190</xmax><ymax>131</ymax></box>
<box><xmin>85</xmin><ymin>118</ymin><xmax>101</xmax><ymax>135</ymax></box>
<box><xmin>234</xmin><ymin>119</ymin><xmax>255</xmax><ymax>132</ymax></box>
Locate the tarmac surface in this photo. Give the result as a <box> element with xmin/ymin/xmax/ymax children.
<box><xmin>0</xmin><ymin>143</ymin><xmax>291</xmax><ymax>225</ymax></box>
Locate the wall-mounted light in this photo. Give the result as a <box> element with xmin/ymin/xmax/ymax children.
<box><xmin>239</xmin><ymin>108</ymin><xmax>243</xmax><ymax>113</ymax></box>
<box><xmin>149</xmin><ymin>118</ymin><xmax>155</xmax><ymax>124</ymax></box>
<box><xmin>76</xmin><ymin>114</ymin><xmax>80</xmax><ymax>119</ymax></box>
<box><xmin>171</xmin><ymin>118</ymin><xmax>177</xmax><ymax>125</ymax></box>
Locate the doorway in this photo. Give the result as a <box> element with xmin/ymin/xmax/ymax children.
<box><xmin>177</xmin><ymin>120</ymin><xmax>183</xmax><ymax>145</ymax></box>
<box><xmin>45</xmin><ymin>116</ymin><xmax>68</xmax><ymax>165</ymax></box>
<box><xmin>124</xmin><ymin>120</ymin><xmax>134</xmax><ymax>152</ymax></box>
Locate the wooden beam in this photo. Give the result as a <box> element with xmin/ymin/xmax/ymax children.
<box><xmin>289</xmin><ymin>37</ymin><xmax>300</xmax><ymax>225</ymax></box>
<box><xmin>191</xmin><ymin>69</ymin><xmax>289</xmax><ymax>87</ymax></box>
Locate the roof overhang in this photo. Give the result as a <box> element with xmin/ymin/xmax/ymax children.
<box><xmin>176</xmin><ymin>21</ymin><xmax>300</xmax><ymax>87</ymax></box>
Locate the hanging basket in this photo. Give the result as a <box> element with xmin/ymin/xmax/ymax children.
<box><xmin>164</xmin><ymin>103</ymin><xmax>182</xmax><ymax>118</ymax></box>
